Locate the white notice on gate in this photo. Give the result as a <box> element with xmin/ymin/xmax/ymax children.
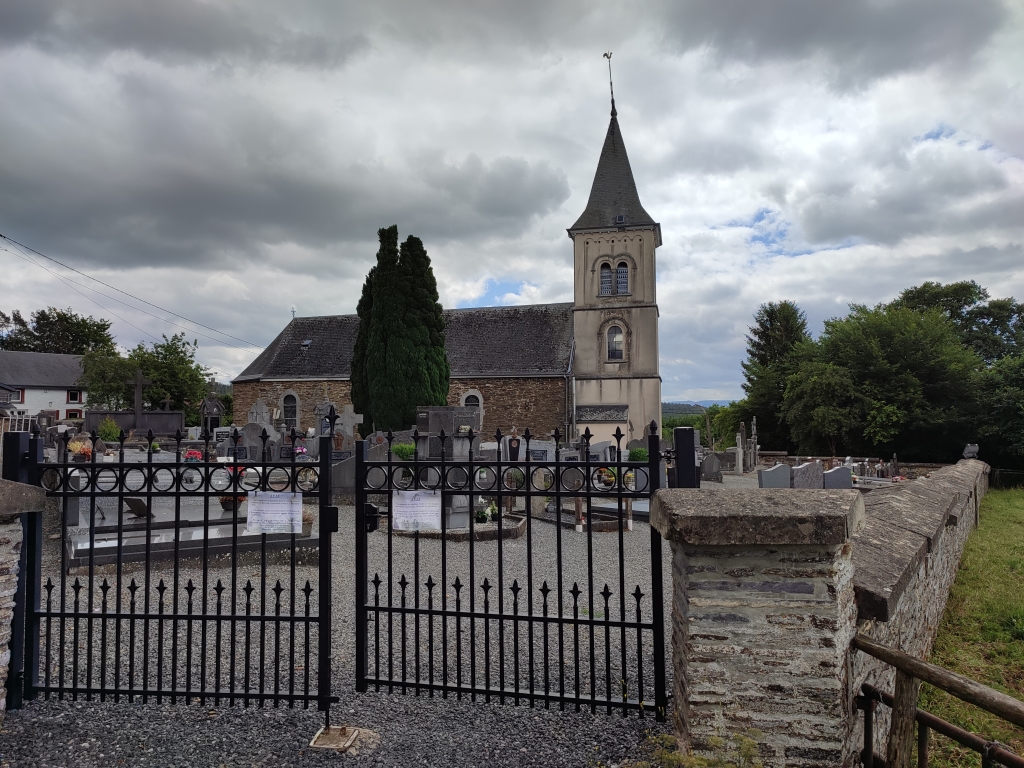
<box><xmin>392</xmin><ymin>490</ymin><xmax>442</xmax><ymax>532</ymax></box>
<box><xmin>246</xmin><ymin>492</ymin><xmax>302</xmax><ymax>534</ymax></box>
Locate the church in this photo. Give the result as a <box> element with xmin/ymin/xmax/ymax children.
<box><xmin>232</xmin><ymin>97</ymin><xmax>662</xmax><ymax>444</ymax></box>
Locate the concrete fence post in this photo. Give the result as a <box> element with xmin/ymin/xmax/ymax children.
<box><xmin>651</xmin><ymin>488</ymin><xmax>865</xmax><ymax>767</ymax></box>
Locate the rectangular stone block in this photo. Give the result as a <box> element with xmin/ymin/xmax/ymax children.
<box><xmin>758</xmin><ymin>464</ymin><xmax>791</xmax><ymax>488</ymax></box>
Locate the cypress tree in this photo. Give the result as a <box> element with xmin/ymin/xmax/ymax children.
<box><xmin>350</xmin><ymin>263</ymin><xmax>376</xmax><ymax>436</ymax></box>
<box><xmin>365</xmin><ymin>225</ymin><xmax>409</xmax><ymax>431</ymax></box>
<box><xmin>399</xmin><ymin>235</ymin><xmax>450</xmax><ymax>409</ymax></box>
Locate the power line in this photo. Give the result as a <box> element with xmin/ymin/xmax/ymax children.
<box><xmin>0</xmin><ymin>232</ymin><xmax>263</xmax><ymax>349</ymax></box>
<box><xmin>2</xmin><ymin>246</ymin><xmax>234</xmax><ymax>380</ymax></box>
<box><xmin>1</xmin><ymin>243</ymin><xmax>258</xmax><ymax>352</ymax></box>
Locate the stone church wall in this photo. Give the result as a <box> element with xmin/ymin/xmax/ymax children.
<box><xmin>234</xmin><ymin>377</ymin><xmax>566</xmax><ymax>438</ymax></box>
<box><xmin>447</xmin><ymin>377</ymin><xmax>567</xmax><ymax>439</ymax></box>
<box><xmin>232</xmin><ymin>380</ymin><xmax>352</xmax><ymax>433</ymax></box>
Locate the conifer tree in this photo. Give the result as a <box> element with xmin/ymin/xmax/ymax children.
<box><xmin>350</xmin><ymin>263</ymin><xmax>376</xmax><ymax>436</ymax></box>
<box><xmin>399</xmin><ymin>234</ymin><xmax>450</xmax><ymax>409</ymax></box>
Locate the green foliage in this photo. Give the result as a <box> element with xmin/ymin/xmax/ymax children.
<box><xmin>0</xmin><ymin>307</ymin><xmax>116</xmax><ymax>354</ymax></box>
<box><xmin>360</xmin><ymin>226</ymin><xmax>450</xmax><ymax>432</ymax></box>
<box><xmin>629</xmin><ymin>732</ymin><xmax>763</xmax><ymax>768</ymax></box>
<box><xmin>977</xmin><ymin>354</ymin><xmax>1024</xmax><ymax>468</ymax></box>
<box><xmin>628</xmin><ymin>447</ymin><xmax>649</xmax><ymax>463</ymax></box>
<box><xmin>391</xmin><ymin>442</ymin><xmax>415</xmax><ymax>460</ymax></box>
<box><xmin>351</xmin><ymin>263</ymin><xmax>377</xmax><ymax>437</ymax></box>
<box><xmin>96</xmin><ymin>416</ymin><xmax>121</xmax><ymax>443</ymax></box>
<box><xmin>662</xmin><ymin>405</ymin><xmax>731</xmax><ymax>448</ymax></box>
<box><xmin>80</xmin><ymin>333</ymin><xmax>209</xmax><ymax>427</ymax></box>
<box><xmin>918</xmin><ymin>489</ymin><xmax>1024</xmax><ymax>764</ymax></box>
<box><xmin>217</xmin><ymin>392</ymin><xmax>234</xmax><ymax>426</ymax></box>
<box><xmin>741</xmin><ymin>301</ymin><xmax>809</xmax><ymax>451</ymax></box>
<box><xmin>781</xmin><ymin>305</ymin><xmax>978</xmax><ymax>460</ymax></box>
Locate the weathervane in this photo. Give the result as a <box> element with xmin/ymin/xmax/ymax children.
<box><xmin>603</xmin><ymin>51</ymin><xmax>616</xmax><ymax>117</ymax></box>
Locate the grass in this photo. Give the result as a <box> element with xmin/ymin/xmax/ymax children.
<box><xmin>918</xmin><ymin>488</ymin><xmax>1024</xmax><ymax>766</ymax></box>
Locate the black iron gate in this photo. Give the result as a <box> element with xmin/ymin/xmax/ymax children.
<box><xmin>354</xmin><ymin>423</ymin><xmax>667</xmax><ymax>720</ymax></box>
<box><xmin>4</xmin><ymin>419</ymin><xmax>339</xmax><ymax>724</ymax></box>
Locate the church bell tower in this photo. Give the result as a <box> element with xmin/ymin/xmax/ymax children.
<box><xmin>568</xmin><ymin>90</ymin><xmax>662</xmax><ymax>443</ymax></box>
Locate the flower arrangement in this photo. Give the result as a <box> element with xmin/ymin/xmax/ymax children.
<box><xmin>183</xmin><ymin>449</ymin><xmax>203</xmax><ymax>463</ymax></box>
<box><xmin>219</xmin><ymin>494</ymin><xmax>247</xmax><ymax>508</ymax></box>
<box><xmin>294</xmin><ymin>445</ymin><xmax>307</xmax><ymax>456</ymax></box>
<box><xmin>68</xmin><ymin>438</ymin><xmax>93</xmax><ymax>461</ymax></box>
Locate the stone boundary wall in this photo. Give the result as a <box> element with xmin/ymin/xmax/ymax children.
<box><xmin>847</xmin><ymin>460</ymin><xmax>988</xmax><ymax>761</ymax></box>
<box><xmin>651</xmin><ymin>459</ymin><xmax>989</xmax><ymax>768</ymax></box>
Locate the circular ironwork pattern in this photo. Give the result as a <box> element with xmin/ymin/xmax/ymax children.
<box><xmin>445</xmin><ymin>466</ymin><xmax>469</xmax><ymax>491</ymax></box>
<box><xmin>391</xmin><ymin>466</ymin><xmax>414</xmax><ymax>490</ymax></box>
<box><xmin>208</xmin><ymin>468</ymin><xmax>233</xmax><ymax>493</ymax></box>
<box><xmin>365</xmin><ymin>466</ymin><xmax>388</xmax><ymax>491</ymax></box>
<box><xmin>267</xmin><ymin>467</ymin><xmax>291</xmax><ymax>492</ymax></box>
<box><xmin>473</xmin><ymin>466</ymin><xmax>497</xmax><ymax>492</ymax></box>
<box><xmin>123</xmin><ymin>468</ymin><xmax>148</xmax><ymax>494</ymax></box>
<box><xmin>152</xmin><ymin>468</ymin><xmax>176</xmax><ymax>493</ymax></box>
<box><xmin>502</xmin><ymin>467</ymin><xmax>526</xmax><ymax>492</ymax></box>
<box><xmin>560</xmin><ymin>466</ymin><xmax>585</xmax><ymax>493</ymax></box>
<box><xmin>296</xmin><ymin>467</ymin><xmax>318</xmax><ymax>492</ymax></box>
<box><xmin>40</xmin><ymin>468</ymin><xmax>61</xmax><ymax>492</ymax></box>
<box><xmin>417</xmin><ymin>467</ymin><xmax>441</xmax><ymax>490</ymax></box>
<box><xmin>531</xmin><ymin>467</ymin><xmax>554</xmax><ymax>492</ymax></box>
<box><xmin>240</xmin><ymin>470</ymin><xmax>260</xmax><ymax>491</ymax></box>
<box><xmin>94</xmin><ymin>468</ymin><xmax>119</xmax><ymax>493</ymax></box>
<box><xmin>179</xmin><ymin>467</ymin><xmax>204</xmax><ymax>492</ymax></box>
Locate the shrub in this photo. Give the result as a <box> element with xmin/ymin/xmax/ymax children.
<box><xmin>392</xmin><ymin>443</ymin><xmax>415</xmax><ymax>460</ymax></box>
<box><xmin>97</xmin><ymin>416</ymin><xmax>121</xmax><ymax>443</ymax></box>
<box><xmin>629</xmin><ymin>448</ymin><xmax>649</xmax><ymax>463</ymax></box>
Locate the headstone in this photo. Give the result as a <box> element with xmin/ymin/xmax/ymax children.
<box><xmin>758</xmin><ymin>464</ymin><xmax>791</xmax><ymax>489</ymax></box>
<box><xmin>240</xmin><ymin>422</ymin><xmax>270</xmax><ymax>460</ymax></box>
<box><xmin>792</xmin><ymin>462</ymin><xmax>824</xmax><ymax>489</ymax></box>
<box><xmin>187</xmin><ymin>426</ymin><xmax>202</xmax><ymax>440</ymax></box>
<box><xmin>213</xmin><ymin>427</ymin><xmax>233</xmax><ymax>444</ymax></box>
<box><xmin>247</xmin><ymin>398</ymin><xmax>272</xmax><ymax>427</ymax></box>
<box><xmin>526</xmin><ymin>440</ymin><xmax>556</xmax><ymax>463</ymax></box>
<box><xmin>313</xmin><ymin>401</ymin><xmax>337</xmax><ymax>436</ymax></box>
<box><xmin>700</xmin><ymin>453</ymin><xmax>722</xmax><ymax>482</ymax></box>
<box><xmin>823</xmin><ymin>466</ymin><xmax>853</xmax><ymax>489</ymax></box>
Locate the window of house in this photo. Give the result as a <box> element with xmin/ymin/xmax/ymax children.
<box><xmin>616</xmin><ymin>262</ymin><xmax>629</xmax><ymax>295</ymax></box>
<box><xmin>13</xmin><ymin>389</ymin><xmax>24</xmax><ymax>403</ymax></box>
<box><xmin>464</xmin><ymin>394</ymin><xmax>480</xmax><ymax>408</ymax></box>
<box><xmin>607</xmin><ymin>325</ymin><xmax>624</xmax><ymax>361</ymax></box>
<box><xmin>283</xmin><ymin>394</ymin><xmax>298</xmax><ymax>431</ymax></box>
<box><xmin>67</xmin><ymin>390</ymin><xmax>82</xmax><ymax>403</ymax></box>
<box><xmin>66</xmin><ymin>409</ymin><xmax>82</xmax><ymax>419</ymax></box>
<box><xmin>599</xmin><ymin>264</ymin><xmax>612</xmax><ymax>295</ymax></box>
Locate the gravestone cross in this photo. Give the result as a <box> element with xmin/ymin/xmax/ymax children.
<box><xmin>337</xmin><ymin>404</ymin><xmax>363</xmax><ymax>438</ymax></box>
<box><xmin>126</xmin><ymin>368</ymin><xmax>153</xmax><ymax>429</ymax></box>
<box><xmin>162</xmin><ymin>395</ymin><xmax>173</xmax><ymax>411</ymax></box>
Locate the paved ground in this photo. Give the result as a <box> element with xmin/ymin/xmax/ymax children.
<box><xmin>0</xmin><ymin>504</ymin><xmax>673</xmax><ymax>768</ymax></box>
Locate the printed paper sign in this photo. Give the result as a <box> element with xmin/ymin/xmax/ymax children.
<box><xmin>247</xmin><ymin>492</ymin><xmax>302</xmax><ymax>534</ymax></box>
<box><xmin>392</xmin><ymin>490</ymin><xmax>442</xmax><ymax>532</ymax></box>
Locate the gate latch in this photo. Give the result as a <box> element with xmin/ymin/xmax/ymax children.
<box><xmin>364</xmin><ymin>503</ymin><xmax>380</xmax><ymax>533</ymax></box>
<box><xmin>322</xmin><ymin>505</ymin><xmax>339</xmax><ymax>533</ymax></box>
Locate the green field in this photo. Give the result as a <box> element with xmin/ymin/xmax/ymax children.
<box><xmin>919</xmin><ymin>487</ymin><xmax>1024</xmax><ymax>766</ymax></box>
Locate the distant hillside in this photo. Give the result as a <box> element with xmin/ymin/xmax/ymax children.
<box><xmin>662</xmin><ymin>401</ymin><xmax>734</xmax><ymax>415</ymax></box>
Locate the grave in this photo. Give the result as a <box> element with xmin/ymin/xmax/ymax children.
<box><xmin>792</xmin><ymin>461</ymin><xmax>824</xmax><ymax>488</ymax></box>
<box><xmin>700</xmin><ymin>453</ymin><xmax>722</xmax><ymax>483</ymax></box>
<box><xmin>823</xmin><ymin>466</ymin><xmax>853</xmax><ymax>489</ymax></box>
<box><xmin>758</xmin><ymin>463</ymin><xmax>791</xmax><ymax>489</ymax></box>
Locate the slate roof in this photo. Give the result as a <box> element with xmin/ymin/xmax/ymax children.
<box><xmin>568</xmin><ymin>110</ymin><xmax>659</xmax><ymax>238</ymax></box>
<box><xmin>234</xmin><ymin>303</ymin><xmax>575</xmax><ymax>383</ymax></box>
<box><xmin>0</xmin><ymin>351</ymin><xmax>84</xmax><ymax>388</ymax></box>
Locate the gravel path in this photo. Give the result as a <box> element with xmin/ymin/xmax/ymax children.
<box><xmin>0</xmin><ymin>505</ymin><xmax>673</xmax><ymax>768</ymax></box>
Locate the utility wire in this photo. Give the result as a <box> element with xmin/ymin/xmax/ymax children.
<box><xmin>2</xmin><ymin>246</ymin><xmax>233</xmax><ymax>380</ymax></box>
<box><xmin>2</xmin><ymin>242</ymin><xmax>258</xmax><ymax>352</ymax></box>
<box><xmin>0</xmin><ymin>232</ymin><xmax>262</xmax><ymax>349</ymax></box>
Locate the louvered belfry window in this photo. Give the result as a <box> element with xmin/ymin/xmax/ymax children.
<box><xmin>616</xmin><ymin>262</ymin><xmax>629</xmax><ymax>294</ymax></box>
<box><xmin>607</xmin><ymin>325</ymin><xmax>624</xmax><ymax>360</ymax></box>
<box><xmin>599</xmin><ymin>264</ymin><xmax>612</xmax><ymax>295</ymax></box>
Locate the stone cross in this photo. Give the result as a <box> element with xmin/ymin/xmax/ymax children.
<box><xmin>162</xmin><ymin>395</ymin><xmax>173</xmax><ymax>411</ymax></box>
<box><xmin>337</xmin><ymin>403</ymin><xmax>363</xmax><ymax>438</ymax></box>
<box><xmin>126</xmin><ymin>368</ymin><xmax>153</xmax><ymax>429</ymax></box>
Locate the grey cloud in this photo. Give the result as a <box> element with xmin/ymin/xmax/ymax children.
<box><xmin>0</xmin><ymin>0</ymin><xmax>369</xmax><ymax>68</ymax></box>
<box><xmin>659</xmin><ymin>0</ymin><xmax>1007</xmax><ymax>85</ymax></box>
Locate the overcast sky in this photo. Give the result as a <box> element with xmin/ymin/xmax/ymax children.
<box><xmin>1</xmin><ymin>1</ymin><xmax>1022</xmax><ymax>400</ymax></box>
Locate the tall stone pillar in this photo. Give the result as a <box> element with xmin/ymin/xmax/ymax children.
<box><xmin>651</xmin><ymin>488</ymin><xmax>865</xmax><ymax>767</ymax></box>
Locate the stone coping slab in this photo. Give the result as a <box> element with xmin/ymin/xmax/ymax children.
<box><xmin>851</xmin><ymin>459</ymin><xmax>986</xmax><ymax>622</ymax></box>
<box><xmin>650</xmin><ymin>488</ymin><xmax>864</xmax><ymax>546</ymax></box>
<box><xmin>0</xmin><ymin>478</ymin><xmax>46</xmax><ymax>520</ymax></box>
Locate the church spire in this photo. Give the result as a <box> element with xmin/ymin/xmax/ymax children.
<box><xmin>604</xmin><ymin>51</ymin><xmax>617</xmax><ymax>117</ymax></box>
<box><xmin>567</xmin><ymin>64</ymin><xmax>659</xmax><ymax>241</ymax></box>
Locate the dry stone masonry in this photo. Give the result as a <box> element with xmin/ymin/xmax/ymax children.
<box><xmin>652</xmin><ymin>459</ymin><xmax>990</xmax><ymax>768</ymax></box>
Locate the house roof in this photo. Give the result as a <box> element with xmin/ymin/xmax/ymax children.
<box><xmin>234</xmin><ymin>303</ymin><xmax>575</xmax><ymax>383</ymax></box>
<box><xmin>0</xmin><ymin>351</ymin><xmax>84</xmax><ymax>388</ymax></box>
<box><xmin>567</xmin><ymin>110</ymin><xmax>659</xmax><ymax>240</ymax></box>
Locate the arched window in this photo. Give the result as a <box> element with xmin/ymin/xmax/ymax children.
<box><xmin>607</xmin><ymin>325</ymin><xmax>624</xmax><ymax>361</ymax></box>
<box><xmin>464</xmin><ymin>394</ymin><xmax>480</xmax><ymax>408</ymax></box>
<box><xmin>599</xmin><ymin>264</ymin><xmax>612</xmax><ymax>295</ymax></box>
<box><xmin>283</xmin><ymin>394</ymin><xmax>297</xmax><ymax>431</ymax></box>
<box><xmin>616</xmin><ymin>262</ymin><xmax>629</xmax><ymax>295</ymax></box>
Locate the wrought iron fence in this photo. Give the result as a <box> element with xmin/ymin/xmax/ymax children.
<box><xmin>354</xmin><ymin>423</ymin><xmax>668</xmax><ymax>720</ymax></box>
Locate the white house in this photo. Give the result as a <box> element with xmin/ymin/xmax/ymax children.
<box><xmin>0</xmin><ymin>350</ymin><xmax>88</xmax><ymax>421</ymax></box>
